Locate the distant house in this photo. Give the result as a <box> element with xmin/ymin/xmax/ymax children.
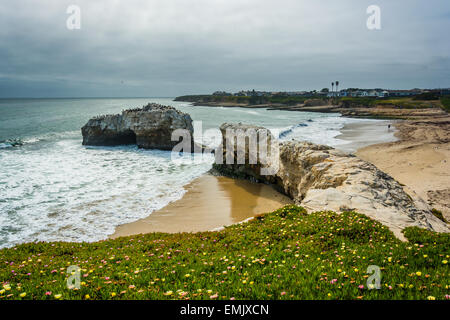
<box><xmin>387</xmin><ymin>90</ymin><xmax>420</xmax><ymax>97</ymax></box>
<box><xmin>355</xmin><ymin>90</ymin><xmax>369</xmax><ymax>97</ymax></box>
<box><xmin>235</xmin><ymin>90</ymin><xmax>251</xmax><ymax>97</ymax></box>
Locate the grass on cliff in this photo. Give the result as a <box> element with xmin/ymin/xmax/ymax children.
<box><xmin>0</xmin><ymin>205</ymin><xmax>448</xmax><ymax>300</ymax></box>
<box><xmin>339</xmin><ymin>97</ymin><xmax>443</xmax><ymax>109</ymax></box>
<box><xmin>175</xmin><ymin>94</ymin><xmax>322</xmax><ymax>106</ymax></box>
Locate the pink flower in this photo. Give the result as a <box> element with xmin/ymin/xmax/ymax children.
<box><xmin>210</xmin><ymin>293</ymin><xmax>218</xmax><ymax>299</ymax></box>
<box><xmin>445</xmin><ymin>295</ymin><xmax>450</xmax><ymax>300</ymax></box>
<box><xmin>281</xmin><ymin>292</ymin><xmax>286</xmax><ymax>296</ymax></box>
<box><xmin>45</xmin><ymin>291</ymin><xmax>52</xmax><ymax>296</ymax></box>
<box><xmin>358</xmin><ymin>285</ymin><xmax>364</xmax><ymax>289</ymax></box>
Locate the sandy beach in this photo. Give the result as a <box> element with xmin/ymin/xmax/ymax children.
<box><xmin>335</xmin><ymin>120</ymin><xmax>398</xmax><ymax>153</ymax></box>
<box><xmin>111</xmin><ymin>175</ymin><xmax>292</xmax><ymax>238</ymax></box>
<box><xmin>111</xmin><ymin>119</ymin><xmax>402</xmax><ymax>238</ymax></box>
<box><xmin>357</xmin><ymin>116</ymin><xmax>450</xmax><ymax>221</ymax></box>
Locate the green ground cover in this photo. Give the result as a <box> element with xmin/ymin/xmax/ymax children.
<box><xmin>0</xmin><ymin>205</ymin><xmax>448</xmax><ymax>300</ymax></box>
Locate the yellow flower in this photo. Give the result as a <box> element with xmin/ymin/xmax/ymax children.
<box><xmin>242</xmin><ymin>280</ymin><xmax>247</xmax><ymax>284</ymax></box>
<box><xmin>423</xmin><ymin>255</ymin><xmax>428</xmax><ymax>258</ymax></box>
<box><xmin>442</xmin><ymin>260</ymin><xmax>448</xmax><ymax>264</ymax></box>
<box><xmin>0</xmin><ymin>289</ymin><xmax>5</xmax><ymax>294</ymax></box>
<box><xmin>327</xmin><ymin>293</ymin><xmax>332</xmax><ymax>297</ymax></box>
<box><xmin>3</xmin><ymin>284</ymin><xmax>11</xmax><ymax>291</ymax></box>
<box><xmin>111</xmin><ymin>292</ymin><xmax>116</xmax><ymax>297</ymax></box>
<box><xmin>54</xmin><ymin>294</ymin><xmax>62</xmax><ymax>299</ymax></box>
<box><xmin>184</xmin><ymin>274</ymin><xmax>191</xmax><ymax>278</ymax></box>
<box><xmin>427</xmin><ymin>296</ymin><xmax>435</xmax><ymax>300</ymax></box>
<box><xmin>163</xmin><ymin>291</ymin><xmax>173</xmax><ymax>296</ymax></box>
<box><xmin>416</xmin><ymin>271</ymin><xmax>422</xmax><ymax>277</ymax></box>
<box><xmin>85</xmin><ymin>294</ymin><xmax>90</xmax><ymax>299</ymax></box>
<box><xmin>20</xmin><ymin>292</ymin><xmax>27</xmax><ymax>298</ymax></box>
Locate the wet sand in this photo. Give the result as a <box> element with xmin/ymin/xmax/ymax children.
<box><xmin>111</xmin><ymin>175</ymin><xmax>292</xmax><ymax>238</ymax></box>
<box><xmin>335</xmin><ymin>120</ymin><xmax>398</xmax><ymax>153</ymax></box>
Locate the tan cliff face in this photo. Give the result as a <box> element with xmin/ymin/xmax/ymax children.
<box><xmin>81</xmin><ymin>103</ymin><xmax>194</xmax><ymax>150</ymax></box>
<box><xmin>213</xmin><ymin>123</ymin><xmax>449</xmax><ymax>240</ymax></box>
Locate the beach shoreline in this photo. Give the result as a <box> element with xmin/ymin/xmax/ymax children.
<box><xmin>178</xmin><ymin>99</ymin><xmax>448</xmax><ymax>119</ymax></box>
<box><xmin>111</xmin><ymin>118</ymin><xmax>403</xmax><ymax>238</ymax></box>
<box><xmin>357</xmin><ymin>116</ymin><xmax>450</xmax><ymax>221</ymax></box>
<box><xmin>110</xmin><ymin>175</ymin><xmax>292</xmax><ymax>238</ymax></box>
<box><xmin>335</xmin><ymin>119</ymin><xmax>398</xmax><ymax>153</ymax></box>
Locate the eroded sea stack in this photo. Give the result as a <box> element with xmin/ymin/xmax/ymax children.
<box><xmin>81</xmin><ymin>103</ymin><xmax>194</xmax><ymax>150</ymax></box>
<box><xmin>213</xmin><ymin>123</ymin><xmax>449</xmax><ymax>239</ymax></box>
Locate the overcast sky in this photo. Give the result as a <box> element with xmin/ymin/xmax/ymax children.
<box><xmin>0</xmin><ymin>0</ymin><xmax>449</xmax><ymax>97</ymax></box>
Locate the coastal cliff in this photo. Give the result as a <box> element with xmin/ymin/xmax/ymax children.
<box><xmin>175</xmin><ymin>94</ymin><xmax>448</xmax><ymax>119</ymax></box>
<box><xmin>81</xmin><ymin>103</ymin><xmax>194</xmax><ymax>150</ymax></box>
<box><xmin>212</xmin><ymin>123</ymin><xmax>449</xmax><ymax>239</ymax></box>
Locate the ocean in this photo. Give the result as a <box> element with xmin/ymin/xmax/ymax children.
<box><xmin>0</xmin><ymin>98</ymin><xmax>387</xmax><ymax>248</ymax></box>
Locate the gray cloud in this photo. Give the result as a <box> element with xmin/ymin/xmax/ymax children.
<box><xmin>0</xmin><ymin>0</ymin><xmax>449</xmax><ymax>97</ymax></box>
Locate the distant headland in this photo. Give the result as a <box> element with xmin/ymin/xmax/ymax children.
<box><xmin>175</xmin><ymin>87</ymin><xmax>450</xmax><ymax>119</ymax></box>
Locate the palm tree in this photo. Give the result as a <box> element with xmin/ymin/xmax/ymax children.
<box><xmin>331</xmin><ymin>82</ymin><xmax>334</xmax><ymax>96</ymax></box>
<box><xmin>336</xmin><ymin>81</ymin><xmax>340</xmax><ymax>97</ymax></box>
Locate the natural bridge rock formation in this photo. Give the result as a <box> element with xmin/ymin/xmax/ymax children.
<box><xmin>81</xmin><ymin>103</ymin><xmax>194</xmax><ymax>150</ymax></box>
<box><xmin>213</xmin><ymin>123</ymin><xmax>449</xmax><ymax>239</ymax></box>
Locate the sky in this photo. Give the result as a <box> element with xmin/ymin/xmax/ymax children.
<box><xmin>0</xmin><ymin>0</ymin><xmax>449</xmax><ymax>97</ymax></box>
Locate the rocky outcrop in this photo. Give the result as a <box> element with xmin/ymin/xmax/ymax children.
<box><xmin>81</xmin><ymin>103</ymin><xmax>194</xmax><ymax>150</ymax></box>
<box><xmin>213</xmin><ymin>123</ymin><xmax>449</xmax><ymax>239</ymax></box>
